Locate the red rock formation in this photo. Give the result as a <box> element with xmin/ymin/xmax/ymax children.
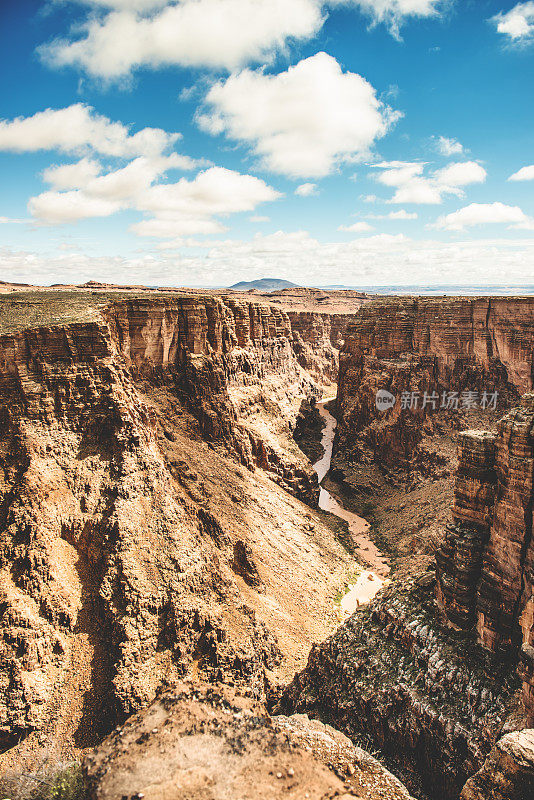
<box><xmin>286</xmin><ymin>311</ymin><xmax>339</xmax><ymax>384</ymax></box>
<box><xmin>436</xmin><ymin>395</ymin><xmax>534</xmax><ymax>723</ymax></box>
<box><xmin>106</xmin><ymin>297</ymin><xmax>323</xmax><ymax>504</ymax></box>
<box><xmin>335</xmin><ymin>297</ymin><xmax>534</xmax><ymax>479</ymax></box>
<box><xmin>435</xmin><ymin>431</ymin><xmax>496</xmax><ymax>629</ymax></box>
<box><xmin>476</xmin><ymin>396</ymin><xmax>534</xmax><ymax>656</ymax></box>
<box><xmin>0</xmin><ymin>297</ymin><xmax>359</xmax><ymax>767</ymax></box>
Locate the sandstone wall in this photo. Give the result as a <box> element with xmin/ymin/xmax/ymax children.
<box><xmin>436</xmin><ymin>395</ymin><xmax>534</xmax><ymax>725</ymax></box>
<box><xmin>0</xmin><ymin>297</ymin><xmax>357</xmax><ymax>766</ymax></box>
<box><xmin>435</xmin><ymin>430</ymin><xmax>497</xmax><ymax>629</ymax></box>
<box><xmin>335</xmin><ymin>297</ymin><xmax>534</xmax><ymax>477</ymax></box>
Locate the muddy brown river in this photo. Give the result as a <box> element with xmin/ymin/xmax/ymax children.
<box><xmin>315</xmin><ymin>401</ymin><xmax>389</xmax><ymax>615</ymax></box>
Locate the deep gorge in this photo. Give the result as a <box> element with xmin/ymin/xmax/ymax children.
<box><xmin>1</xmin><ymin>292</ymin><xmax>534</xmax><ymax>799</ymax></box>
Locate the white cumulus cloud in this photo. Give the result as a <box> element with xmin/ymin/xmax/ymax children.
<box><xmin>137</xmin><ymin>166</ymin><xmax>281</xmax><ymax>218</ymax></box>
<box><xmin>491</xmin><ymin>2</ymin><xmax>534</xmax><ymax>42</ymax></box>
<box><xmin>0</xmin><ymin>104</ymin><xmax>179</xmax><ymax>159</ymax></box>
<box><xmin>30</xmin><ymin>159</ymin><xmax>280</xmax><ymax>230</ymax></box>
<box><xmin>509</xmin><ymin>165</ymin><xmax>534</xmax><ymax>181</ymax></box>
<box><xmin>338</xmin><ymin>221</ymin><xmax>375</xmax><ymax>232</ymax></box>
<box><xmin>133</xmin><ymin>166</ymin><xmax>281</xmax><ymax>238</ymax></box>
<box><xmin>198</xmin><ymin>53</ymin><xmax>400</xmax><ymax>179</ymax></box>
<box><xmin>295</xmin><ymin>183</ymin><xmax>318</xmax><ymax>196</ymax></box>
<box><xmin>43</xmin><ymin>1</ymin><xmax>451</xmax><ymax>80</ymax></box>
<box><xmin>371</xmin><ymin>159</ymin><xmax>487</xmax><ymax>204</ymax></box>
<box><xmin>28</xmin><ymin>191</ymin><xmax>123</xmax><ymax>224</ymax></box>
<box><xmin>434</xmin><ymin>202</ymin><xmax>532</xmax><ymax>231</ymax></box>
<box><xmin>435</xmin><ymin>161</ymin><xmax>487</xmax><ymax>187</ymax></box>
<box><xmin>435</xmin><ymin>135</ymin><xmax>464</xmax><ymax>156</ymax></box>
<box><xmin>334</xmin><ymin>0</ymin><xmax>446</xmax><ymax>37</ymax></box>
<box><xmin>32</xmin><ymin>154</ymin><xmax>198</xmax><ymax>223</ymax></box>
<box><xmin>42</xmin><ymin>157</ymin><xmax>103</xmax><ymax>190</ymax></box>
<box><xmin>43</xmin><ymin>0</ymin><xmax>324</xmax><ymax>78</ymax></box>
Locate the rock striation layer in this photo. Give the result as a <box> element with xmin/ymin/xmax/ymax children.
<box><xmin>0</xmin><ymin>297</ymin><xmax>357</xmax><ymax>769</ymax></box>
<box><xmin>281</xmin><ymin>395</ymin><xmax>534</xmax><ymax>799</ymax></box>
<box><xmin>435</xmin><ymin>430</ymin><xmax>497</xmax><ymax>629</ymax></box>
<box><xmin>436</xmin><ymin>394</ymin><xmax>534</xmax><ymax>726</ymax></box>
<box><xmin>335</xmin><ymin>298</ymin><xmax>534</xmax><ymax>480</ymax></box>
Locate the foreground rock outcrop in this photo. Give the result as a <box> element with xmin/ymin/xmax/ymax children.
<box><xmin>84</xmin><ymin>682</ymin><xmax>415</xmax><ymax>800</ymax></box>
<box><xmin>460</xmin><ymin>728</ymin><xmax>534</xmax><ymax>800</ymax></box>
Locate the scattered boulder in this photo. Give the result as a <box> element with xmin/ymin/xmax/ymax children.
<box><xmin>232</xmin><ymin>540</ymin><xmax>263</xmax><ymax>589</ymax></box>
<box><xmin>84</xmin><ymin>683</ymin><xmax>414</xmax><ymax>800</ymax></box>
<box><xmin>460</xmin><ymin>728</ymin><xmax>534</xmax><ymax>800</ymax></box>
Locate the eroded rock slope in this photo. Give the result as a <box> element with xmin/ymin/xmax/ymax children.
<box><xmin>83</xmin><ymin>682</ymin><xmax>415</xmax><ymax>800</ymax></box>
<box><xmin>280</xmin><ymin>393</ymin><xmax>534</xmax><ymax>800</ymax></box>
<box><xmin>0</xmin><ymin>296</ymin><xmax>356</xmax><ymax>771</ymax></box>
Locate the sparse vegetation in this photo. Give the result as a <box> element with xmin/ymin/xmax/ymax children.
<box><xmin>0</xmin><ymin>761</ymin><xmax>85</xmax><ymax>800</ymax></box>
<box><xmin>333</xmin><ymin>568</ymin><xmax>363</xmax><ymax>605</ymax></box>
<box><xmin>0</xmin><ymin>290</ymin><xmax>203</xmax><ymax>335</ymax></box>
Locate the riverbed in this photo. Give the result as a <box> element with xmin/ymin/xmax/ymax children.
<box><xmin>314</xmin><ymin>400</ymin><xmax>389</xmax><ymax>617</ymax></box>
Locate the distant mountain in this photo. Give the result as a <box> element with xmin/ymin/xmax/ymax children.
<box><xmin>229</xmin><ymin>278</ymin><xmax>298</xmax><ymax>292</ymax></box>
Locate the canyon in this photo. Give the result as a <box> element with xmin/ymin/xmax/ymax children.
<box><xmin>280</xmin><ymin>297</ymin><xmax>534</xmax><ymax>799</ymax></box>
<box><xmin>1</xmin><ymin>290</ymin><xmax>534</xmax><ymax>799</ymax></box>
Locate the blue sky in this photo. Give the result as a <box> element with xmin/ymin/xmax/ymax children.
<box><xmin>0</xmin><ymin>0</ymin><xmax>533</xmax><ymax>287</ymax></box>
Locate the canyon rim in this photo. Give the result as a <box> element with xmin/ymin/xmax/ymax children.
<box><xmin>0</xmin><ymin>287</ymin><xmax>532</xmax><ymax>800</ymax></box>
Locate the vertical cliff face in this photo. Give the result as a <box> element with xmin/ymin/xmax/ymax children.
<box><xmin>435</xmin><ymin>431</ymin><xmax>497</xmax><ymax>629</ymax></box>
<box><xmin>334</xmin><ymin>298</ymin><xmax>534</xmax><ymax>480</ymax></box>
<box><xmin>279</xmin><ymin>396</ymin><xmax>534</xmax><ymax>799</ymax></box>
<box><xmin>476</xmin><ymin>397</ymin><xmax>534</xmax><ymax>657</ymax></box>
<box><xmin>106</xmin><ymin>297</ymin><xmax>327</xmax><ymax>505</ymax></box>
<box><xmin>436</xmin><ymin>394</ymin><xmax>534</xmax><ymax>725</ymax></box>
<box><xmin>0</xmin><ymin>298</ymin><xmax>360</xmax><ymax>770</ymax></box>
<box><xmin>286</xmin><ymin>311</ymin><xmax>339</xmax><ymax>385</ymax></box>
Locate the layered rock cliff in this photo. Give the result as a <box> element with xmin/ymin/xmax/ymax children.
<box><xmin>436</xmin><ymin>394</ymin><xmax>534</xmax><ymax>728</ymax></box>
<box><xmin>106</xmin><ymin>297</ymin><xmax>335</xmax><ymax>504</ymax></box>
<box><xmin>334</xmin><ymin>298</ymin><xmax>534</xmax><ymax>482</ymax></box>
<box><xmin>0</xmin><ymin>296</ymin><xmax>358</xmax><ymax>771</ymax></box>
<box><xmin>280</xmin><ymin>394</ymin><xmax>534</xmax><ymax>800</ymax></box>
